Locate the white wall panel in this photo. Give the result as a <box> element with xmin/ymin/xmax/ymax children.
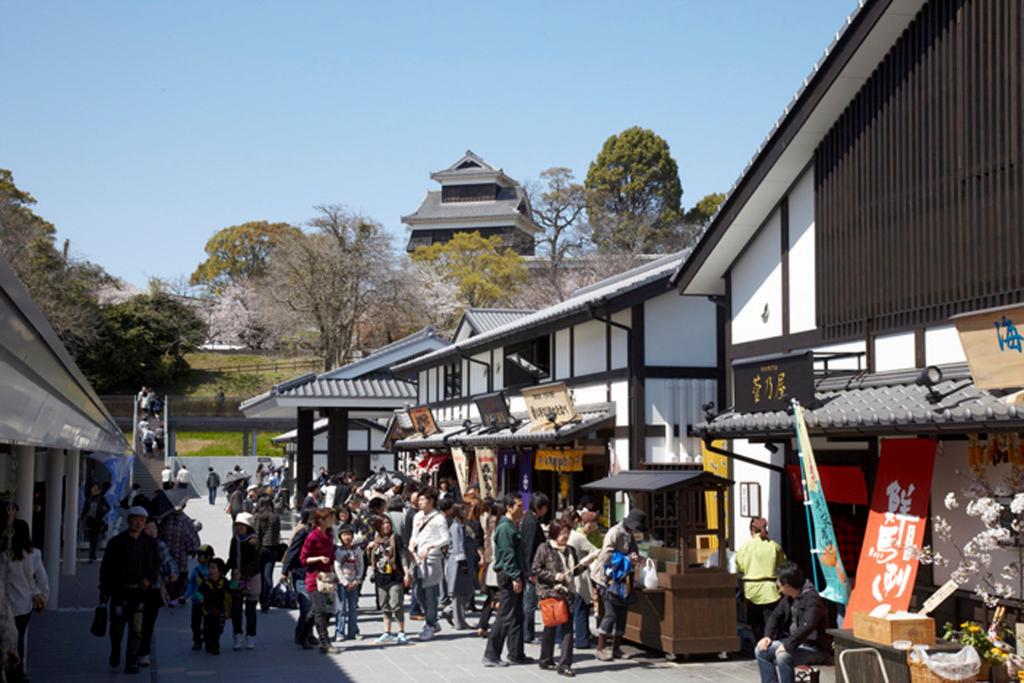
<box><xmin>730</xmin><ymin>439</ymin><xmax>785</xmax><ymax>546</ymax></box>
<box><xmin>493</xmin><ymin>346</ymin><xmax>504</xmax><ymax>390</ymax></box>
<box><xmin>469</xmin><ymin>353</ymin><xmax>489</xmax><ymax>396</ymax></box>
<box><xmin>573</xmin><ymin>320</ymin><xmax>606</xmax><ymax>376</ymax></box>
<box><xmin>644</xmin><ymin>378</ymin><xmax>716</xmax><ymax>464</ymax></box>
<box><xmin>926</xmin><ymin>325</ymin><xmax>966</xmax><ymax>366</ymax></box>
<box><xmin>874</xmin><ymin>332</ymin><xmax>916</xmax><ymax>372</ymax></box>
<box><xmin>573</xmin><ymin>383</ymin><xmax>609</xmax><ymax>408</ymax></box>
<box><xmin>611</xmin><ymin>310</ymin><xmax>630</xmax><ymax>369</ymax></box>
<box><xmin>609</xmin><ymin>381</ymin><xmax>628</xmax><ymax>427</ymax></box>
<box><xmin>788</xmin><ymin>168</ymin><xmax>816</xmax><ymax>333</ymax></box>
<box><xmin>554</xmin><ymin>328</ymin><xmax>571</xmax><ymax>380</ymax></box>
<box><xmin>731</xmin><ymin>210</ymin><xmax>783</xmax><ymax>344</ymax></box>
<box><xmin>645</xmin><ymin>293</ymin><xmax>718</xmax><ymax>366</ymax></box>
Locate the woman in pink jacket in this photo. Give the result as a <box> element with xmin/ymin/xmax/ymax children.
<box><xmin>300</xmin><ymin>508</ymin><xmax>340</xmax><ymax>654</ymax></box>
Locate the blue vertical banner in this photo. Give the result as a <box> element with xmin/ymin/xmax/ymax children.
<box><xmin>792</xmin><ymin>400</ymin><xmax>851</xmax><ymax>604</ymax></box>
<box><xmin>518</xmin><ymin>448</ymin><xmax>533</xmax><ymax>512</ymax></box>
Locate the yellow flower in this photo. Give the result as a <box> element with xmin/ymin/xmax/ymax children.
<box><xmin>970</xmin><ymin>625</ymin><xmax>982</xmax><ymax>633</ymax></box>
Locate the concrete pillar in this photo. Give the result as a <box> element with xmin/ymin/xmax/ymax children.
<box><xmin>295</xmin><ymin>409</ymin><xmax>314</xmax><ymax>508</ymax></box>
<box><xmin>242</xmin><ymin>431</ymin><xmax>250</xmax><ymax>459</ymax></box>
<box><xmin>327</xmin><ymin>408</ymin><xmax>349</xmax><ymax>474</ymax></box>
<box><xmin>250</xmin><ymin>430</ymin><xmax>258</xmax><ymax>457</ymax></box>
<box><xmin>14</xmin><ymin>444</ymin><xmax>35</xmax><ymax>525</ymax></box>
<box><xmin>44</xmin><ymin>449</ymin><xmax>64</xmax><ymax>609</ymax></box>
<box><xmin>62</xmin><ymin>449</ymin><xmax>81</xmax><ymax>576</ymax></box>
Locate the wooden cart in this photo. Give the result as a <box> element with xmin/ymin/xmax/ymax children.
<box><xmin>583</xmin><ymin>470</ymin><xmax>739</xmax><ymax>658</ymax></box>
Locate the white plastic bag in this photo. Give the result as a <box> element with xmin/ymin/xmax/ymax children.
<box><xmin>640</xmin><ymin>558</ymin><xmax>659</xmax><ymax>590</ymax></box>
<box><xmin>909</xmin><ymin>645</ymin><xmax>981</xmax><ymax>680</ymax></box>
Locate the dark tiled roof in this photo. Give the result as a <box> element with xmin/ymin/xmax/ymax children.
<box><xmin>240</xmin><ymin>377</ymin><xmax>416</xmax><ymax>411</ymax></box>
<box><xmin>583</xmin><ymin>470</ymin><xmax>731</xmax><ymax>493</ymax></box>
<box><xmin>393</xmin><ymin>403</ymin><xmax>615</xmax><ymax>450</ymax></box>
<box><xmin>402</xmin><ymin>187</ymin><xmax>535</xmax><ymax>226</ymax></box>
<box><xmin>320</xmin><ymin>326</ymin><xmax>446</xmax><ymax>380</ymax></box>
<box><xmin>697</xmin><ymin>363</ymin><xmax>1024</xmax><ymax>437</ymax></box>
<box><xmin>460</xmin><ymin>308</ymin><xmax>535</xmax><ymax>336</ymax></box>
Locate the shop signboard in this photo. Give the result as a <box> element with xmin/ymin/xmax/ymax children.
<box><xmin>535</xmin><ymin>448</ymin><xmax>584</xmax><ymax>472</ymax></box>
<box><xmin>499</xmin><ymin>448</ymin><xmax>518</xmax><ymax>470</ymax></box>
<box><xmin>521</xmin><ymin>382</ymin><xmax>578</xmax><ymax>431</ymax></box>
<box><xmin>451</xmin><ymin>447</ymin><xmax>471</xmax><ymax>493</ymax></box>
<box><xmin>953</xmin><ymin>304</ymin><xmax>1024</xmax><ymax>389</ymax></box>
<box><xmin>701</xmin><ymin>440</ymin><xmax>728</xmax><ymax>543</ymax></box>
<box><xmin>408</xmin><ymin>405</ymin><xmax>439</xmax><ymax>436</ymax></box>
<box><xmin>476</xmin><ymin>448</ymin><xmax>498</xmax><ymax>499</ymax></box>
<box><xmin>733</xmin><ymin>352</ymin><xmax>814</xmax><ymax>413</ymax></box>
<box><xmin>843</xmin><ymin>438</ymin><xmax>937</xmax><ymax>628</ymax></box>
<box><xmin>475</xmin><ymin>392</ymin><xmax>513</xmax><ymax>429</ymax></box>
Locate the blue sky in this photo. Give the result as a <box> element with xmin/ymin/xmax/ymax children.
<box><xmin>1</xmin><ymin>2</ymin><xmax>855</xmax><ymax>287</ymax></box>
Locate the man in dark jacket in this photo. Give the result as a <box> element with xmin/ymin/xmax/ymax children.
<box><xmin>100</xmin><ymin>506</ymin><xmax>161</xmax><ymax>674</ymax></box>
<box><xmin>756</xmin><ymin>561</ymin><xmax>831</xmax><ymax>683</ymax></box>
<box><xmin>206</xmin><ymin>468</ymin><xmax>220</xmax><ymax>505</ymax></box>
<box><xmin>519</xmin><ymin>492</ymin><xmax>548</xmax><ymax>643</ymax></box>
<box><xmin>483</xmin><ymin>493</ymin><xmax>534</xmax><ymax>667</ymax></box>
<box><xmin>81</xmin><ymin>482</ymin><xmax>111</xmax><ymax>562</ymax></box>
<box><xmin>280</xmin><ymin>510</ymin><xmax>315</xmax><ymax>648</ymax></box>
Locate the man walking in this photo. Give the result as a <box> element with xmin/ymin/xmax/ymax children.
<box><xmin>206</xmin><ymin>467</ymin><xmax>220</xmax><ymax>505</ymax></box>
<box><xmin>482</xmin><ymin>493</ymin><xmax>534</xmax><ymax>667</ymax></box>
<box><xmin>99</xmin><ymin>506</ymin><xmax>161</xmax><ymax>674</ymax></box>
<box><xmin>176</xmin><ymin>464</ymin><xmax>191</xmax><ymax>490</ymax></box>
<box><xmin>520</xmin><ymin>492</ymin><xmax>548</xmax><ymax>644</ymax></box>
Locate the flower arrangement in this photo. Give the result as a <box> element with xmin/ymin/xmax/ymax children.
<box><xmin>942</xmin><ymin>621</ymin><xmax>1013</xmax><ymax>664</ymax></box>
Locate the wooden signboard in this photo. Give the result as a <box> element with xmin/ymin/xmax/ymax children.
<box><xmin>408</xmin><ymin>405</ymin><xmax>439</xmax><ymax>436</ymax></box>
<box><xmin>535</xmin><ymin>448</ymin><xmax>584</xmax><ymax>472</ymax></box>
<box><xmin>475</xmin><ymin>392</ymin><xmax>513</xmax><ymax>428</ymax></box>
<box><xmin>521</xmin><ymin>382</ymin><xmax>577</xmax><ymax>431</ymax></box>
<box><xmin>733</xmin><ymin>352</ymin><xmax>814</xmax><ymax>413</ymax></box>
<box><xmin>953</xmin><ymin>304</ymin><xmax>1024</xmax><ymax>389</ymax></box>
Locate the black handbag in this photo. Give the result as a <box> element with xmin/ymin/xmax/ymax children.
<box><xmin>90</xmin><ymin>605</ymin><xmax>108</xmax><ymax>637</ymax></box>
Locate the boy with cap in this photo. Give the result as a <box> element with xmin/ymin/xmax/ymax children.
<box><xmin>195</xmin><ymin>558</ymin><xmax>232</xmax><ymax>655</ymax></box>
<box><xmin>185</xmin><ymin>545</ymin><xmax>215</xmax><ymax>650</ymax></box>
<box><xmin>100</xmin><ymin>506</ymin><xmax>161</xmax><ymax>673</ymax></box>
<box><xmin>228</xmin><ymin>512</ymin><xmax>262</xmax><ymax>650</ymax></box>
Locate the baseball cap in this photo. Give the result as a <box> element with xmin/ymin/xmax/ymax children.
<box><xmin>127</xmin><ymin>506</ymin><xmax>150</xmax><ymax>519</ymax></box>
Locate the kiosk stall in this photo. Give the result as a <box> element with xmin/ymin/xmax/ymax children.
<box><xmin>583</xmin><ymin>470</ymin><xmax>739</xmax><ymax>658</ymax></box>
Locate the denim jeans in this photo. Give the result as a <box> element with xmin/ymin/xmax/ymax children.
<box><xmin>572</xmin><ymin>594</ymin><xmax>592</xmax><ymax>648</ymax></box>
<box><xmin>208</xmin><ymin>488</ymin><xmax>217</xmax><ymax>505</ymax></box>
<box><xmin>335</xmin><ymin>585</ymin><xmax>360</xmax><ymax>639</ymax></box>
<box><xmin>755</xmin><ymin>641</ymin><xmax>829</xmax><ymax>683</ymax></box>
<box><xmin>292</xmin><ymin>574</ymin><xmax>312</xmax><ymax>643</ymax></box>
<box><xmin>416</xmin><ymin>582</ymin><xmax>440</xmax><ymax>630</ymax></box>
<box><xmin>523</xmin><ymin>581</ymin><xmax>538</xmax><ymax>641</ymax></box>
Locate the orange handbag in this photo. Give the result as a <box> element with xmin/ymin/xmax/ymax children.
<box><xmin>539</xmin><ymin>597</ymin><xmax>570</xmax><ymax>628</ymax></box>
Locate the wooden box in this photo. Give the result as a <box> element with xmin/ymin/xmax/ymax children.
<box><xmin>852</xmin><ymin>613</ymin><xmax>936</xmax><ymax>646</ymax></box>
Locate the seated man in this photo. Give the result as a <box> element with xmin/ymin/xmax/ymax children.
<box><xmin>755</xmin><ymin>561</ymin><xmax>831</xmax><ymax>683</ymax></box>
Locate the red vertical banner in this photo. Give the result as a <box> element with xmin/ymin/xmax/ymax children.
<box><xmin>843</xmin><ymin>438</ymin><xmax>936</xmax><ymax>627</ymax></box>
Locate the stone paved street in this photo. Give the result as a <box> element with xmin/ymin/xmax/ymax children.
<box><xmin>28</xmin><ymin>494</ymin><xmax>837</xmax><ymax>682</ymax></box>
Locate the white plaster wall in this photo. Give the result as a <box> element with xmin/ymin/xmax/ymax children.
<box><xmin>788</xmin><ymin>168</ymin><xmax>816</xmax><ymax>333</ymax></box>
<box><xmin>508</xmin><ymin>394</ymin><xmax>525</xmax><ymax>414</ymax></box>
<box><xmin>431</xmin><ymin>367</ymin><xmax>441</xmax><ymax>403</ymax></box>
<box><xmin>731</xmin><ymin>210</ymin><xmax>783</xmax><ymax>344</ymax></box>
<box><xmin>611</xmin><ymin>309</ymin><xmax>630</xmax><ymax>369</ymax></box>
<box><xmin>926</xmin><ymin>325</ymin><xmax>967</xmax><ymax>366</ymax></box>
<box><xmin>573</xmin><ymin>382</ymin><xmax>610</xmax><ymax>408</ymax></box>
<box><xmin>645</xmin><ymin>292</ymin><xmax>718</xmax><ymax>367</ymax></box>
<box><xmin>418</xmin><ymin>370</ymin><xmax>428</xmax><ymax>404</ymax></box>
<box><xmin>348</xmin><ymin>430</ymin><xmax>369</xmax><ymax>452</ymax></box>
<box><xmin>573</xmin><ymin>320</ymin><xmax>607</xmax><ymax>376</ymax></box>
<box><xmin>730</xmin><ymin>438</ymin><xmax>785</xmax><ymax>546</ymax></box>
<box><xmin>609</xmin><ymin>381</ymin><xmax>628</xmax><ymax>428</ymax></box>
<box><xmin>554</xmin><ymin>328</ymin><xmax>571</xmax><ymax>380</ymax></box>
<box><xmin>644</xmin><ymin>378</ymin><xmax>717</xmax><ymax>464</ymax></box>
<box><xmin>874</xmin><ymin>332</ymin><xmax>916</xmax><ymax>372</ymax></box>
<box><xmin>493</xmin><ymin>346</ymin><xmax>504</xmax><ymax>391</ymax></box>
<box><xmin>469</xmin><ymin>352</ymin><xmax>489</xmax><ymax>396</ymax></box>
<box><xmin>812</xmin><ymin>340</ymin><xmax>868</xmax><ymax>372</ymax></box>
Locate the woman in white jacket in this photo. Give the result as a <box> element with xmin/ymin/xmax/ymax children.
<box><xmin>409</xmin><ymin>487</ymin><xmax>449</xmax><ymax>641</ymax></box>
<box><xmin>3</xmin><ymin>519</ymin><xmax>49</xmax><ymax>681</ymax></box>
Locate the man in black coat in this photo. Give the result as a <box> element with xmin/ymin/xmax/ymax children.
<box><xmin>519</xmin><ymin>492</ymin><xmax>549</xmax><ymax>643</ymax></box>
<box><xmin>755</xmin><ymin>561</ymin><xmax>831</xmax><ymax>683</ymax></box>
<box><xmin>99</xmin><ymin>506</ymin><xmax>161</xmax><ymax>674</ymax></box>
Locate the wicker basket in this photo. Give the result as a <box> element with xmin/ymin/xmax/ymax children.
<box><xmin>907</xmin><ymin>653</ymin><xmax>979</xmax><ymax>683</ymax></box>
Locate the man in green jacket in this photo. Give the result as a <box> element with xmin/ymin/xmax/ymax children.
<box><xmin>482</xmin><ymin>493</ymin><xmax>535</xmax><ymax>667</ymax></box>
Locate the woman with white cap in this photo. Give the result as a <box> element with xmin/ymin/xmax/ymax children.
<box><xmin>227</xmin><ymin>512</ymin><xmax>262</xmax><ymax>650</ymax></box>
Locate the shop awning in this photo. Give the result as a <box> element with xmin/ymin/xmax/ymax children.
<box><xmin>417</xmin><ymin>454</ymin><xmax>448</xmax><ymax>472</ymax></box>
<box><xmin>583</xmin><ymin>470</ymin><xmax>732</xmax><ymax>493</ymax></box>
<box><xmin>393</xmin><ymin>402</ymin><xmax>615</xmax><ymax>451</ymax></box>
<box><xmin>696</xmin><ymin>363</ymin><xmax>1024</xmax><ymax>438</ymax></box>
<box><xmin>785</xmin><ymin>464</ymin><xmax>868</xmax><ymax>505</ymax></box>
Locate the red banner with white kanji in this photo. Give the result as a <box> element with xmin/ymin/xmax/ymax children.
<box><xmin>842</xmin><ymin>438</ymin><xmax>936</xmax><ymax>627</ymax></box>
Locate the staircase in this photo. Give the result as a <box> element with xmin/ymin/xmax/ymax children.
<box><xmin>133</xmin><ymin>454</ymin><xmax>165</xmax><ymax>496</ymax></box>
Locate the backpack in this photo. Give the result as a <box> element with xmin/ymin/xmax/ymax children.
<box><xmin>604</xmin><ymin>551</ymin><xmax>634</xmax><ymax>602</ymax></box>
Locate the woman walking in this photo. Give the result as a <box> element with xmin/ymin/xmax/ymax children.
<box><xmin>533</xmin><ymin>520</ymin><xmax>592</xmax><ymax>677</ymax></box>
<box><xmin>367</xmin><ymin>516</ymin><xmax>409</xmax><ymax>644</ymax></box>
<box><xmin>227</xmin><ymin>512</ymin><xmax>262</xmax><ymax>650</ymax></box>
<box><xmin>2</xmin><ymin>519</ymin><xmax>48</xmax><ymax>682</ymax></box>
<box><xmin>254</xmin><ymin>496</ymin><xmax>282</xmax><ymax>613</ymax></box>
<box><xmin>300</xmin><ymin>508</ymin><xmax>341</xmax><ymax>654</ymax></box>
<box><xmin>440</xmin><ymin>499</ymin><xmax>473</xmax><ymax>630</ymax></box>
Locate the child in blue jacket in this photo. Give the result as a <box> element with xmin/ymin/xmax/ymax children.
<box><xmin>185</xmin><ymin>545</ymin><xmax>215</xmax><ymax>649</ymax></box>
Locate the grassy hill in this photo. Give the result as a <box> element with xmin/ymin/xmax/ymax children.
<box><xmin>177</xmin><ymin>431</ymin><xmax>284</xmax><ymax>456</ymax></box>
<box><xmin>166</xmin><ymin>351</ymin><xmax>322</xmax><ymax>398</ymax></box>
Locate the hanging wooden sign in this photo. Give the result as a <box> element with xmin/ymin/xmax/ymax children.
<box><xmin>535</xmin><ymin>448</ymin><xmax>584</xmax><ymax>472</ymax></box>
<box><xmin>733</xmin><ymin>352</ymin><xmax>814</xmax><ymax>413</ymax></box>
<box><xmin>521</xmin><ymin>382</ymin><xmax>577</xmax><ymax>431</ymax></box>
<box><xmin>953</xmin><ymin>304</ymin><xmax>1024</xmax><ymax>389</ymax></box>
<box><xmin>408</xmin><ymin>405</ymin><xmax>439</xmax><ymax>436</ymax></box>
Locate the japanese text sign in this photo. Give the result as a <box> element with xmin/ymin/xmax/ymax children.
<box><xmin>535</xmin><ymin>448</ymin><xmax>584</xmax><ymax>472</ymax></box>
<box><xmin>475</xmin><ymin>392</ymin><xmax>513</xmax><ymax>429</ymax></box>
<box><xmin>521</xmin><ymin>383</ymin><xmax>578</xmax><ymax>431</ymax></box>
<box><xmin>954</xmin><ymin>304</ymin><xmax>1024</xmax><ymax>389</ymax></box>
<box><xmin>408</xmin><ymin>405</ymin><xmax>439</xmax><ymax>436</ymax></box>
<box><xmin>733</xmin><ymin>352</ymin><xmax>814</xmax><ymax>413</ymax></box>
<box><xmin>475</xmin><ymin>448</ymin><xmax>498</xmax><ymax>500</ymax></box>
<box><xmin>451</xmin><ymin>447</ymin><xmax>471</xmax><ymax>493</ymax></box>
<box><xmin>843</xmin><ymin>438</ymin><xmax>936</xmax><ymax>627</ymax></box>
